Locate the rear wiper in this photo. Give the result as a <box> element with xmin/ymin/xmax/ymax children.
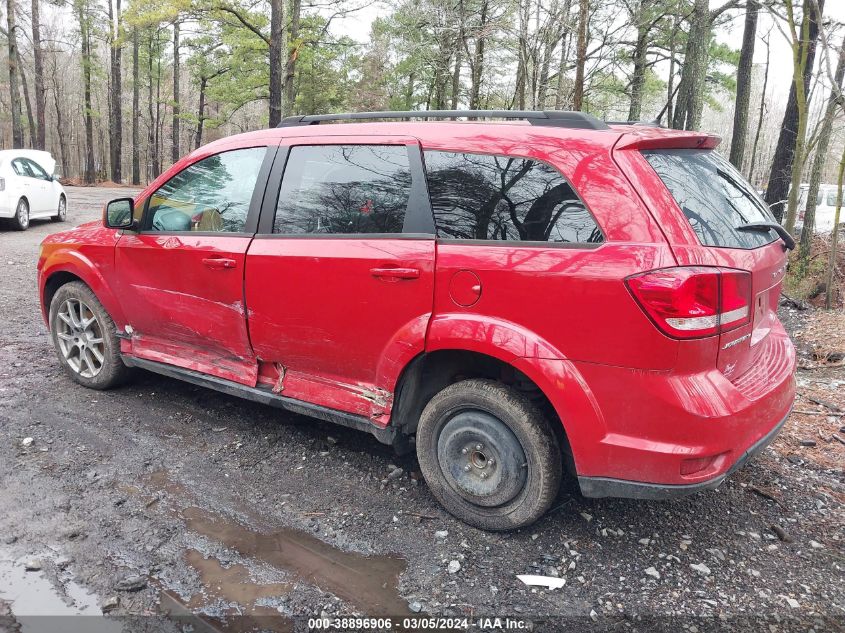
<box><xmin>736</xmin><ymin>222</ymin><xmax>795</xmax><ymax>250</ymax></box>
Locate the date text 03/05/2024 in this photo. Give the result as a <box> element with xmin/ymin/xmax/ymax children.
<box><xmin>307</xmin><ymin>616</ymin><xmax>531</xmax><ymax>630</ymax></box>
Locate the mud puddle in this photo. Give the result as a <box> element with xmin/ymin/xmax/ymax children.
<box><xmin>159</xmin><ymin>549</ymin><xmax>293</xmax><ymax>632</ymax></box>
<box><xmin>137</xmin><ymin>471</ymin><xmax>411</xmax><ymax>621</ymax></box>
<box><xmin>0</xmin><ymin>552</ymin><xmax>121</xmax><ymax>633</ymax></box>
<box><xmin>181</xmin><ymin>507</ymin><xmax>411</xmax><ymax>616</ymax></box>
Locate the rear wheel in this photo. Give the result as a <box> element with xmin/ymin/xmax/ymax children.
<box><xmin>52</xmin><ymin>195</ymin><xmax>67</xmax><ymax>222</ymax></box>
<box><xmin>11</xmin><ymin>198</ymin><xmax>29</xmax><ymax>231</ymax></box>
<box><xmin>49</xmin><ymin>282</ymin><xmax>131</xmax><ymax>389</ymax></box>
<box><xmin>416</xmin><ymin>379</ymin><xmax>562</xmax><ymax>531</ymax></box>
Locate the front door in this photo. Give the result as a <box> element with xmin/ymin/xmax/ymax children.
<box><xmin>245</xmin><ymin>138</ymin><xmax>436</xmax><ymax>422</ymax></box>
<box><xmin>115</xmin><ymin>145</ymin><xmax>274</xmax><ymax>385</ymax></box>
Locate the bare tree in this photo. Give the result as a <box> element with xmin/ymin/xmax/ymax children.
<box><xmin>31</xmin><ymin>0</ymin><xmax>46</xmax><ymax>149</ymax></box>
<box><xmin>764</xmin><ymin>0</ymin><xmax>824</xmax><ymax>224</ymax></box>
<box><xmin>6</xmin><ymin>0</ymin><xmax>24</xmax><ymax>148</ymax></box>
<box><xmin>729</xmin><ymin>0</ymin><xmax>758</xmax><ymax>168</ymax></box>
<box><xmin>572</xmin><ymin>0</ymin><xmax>588</xmax><ymax>110</ymax></box>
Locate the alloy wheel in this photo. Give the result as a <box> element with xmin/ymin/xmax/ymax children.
<box><xmin>16</xmin><ymin>200</ymin><xmax>29</xmax><ymax>229</ymax></box>
<box><xmin>55</xmin><ymin>299</ymin><xmax>105</xmax><ymax>378</ymax></box>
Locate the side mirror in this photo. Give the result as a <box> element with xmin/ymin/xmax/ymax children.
<box><xmin>104</xmin><ymin>197</ymin><xmax>136</xmax><ymax>230</ymax></box>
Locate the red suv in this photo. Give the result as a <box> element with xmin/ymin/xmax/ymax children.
<box><xmin>38</xmin><ymin>111</ymin><xmax>796</xmax><ymax>530</ymax></box>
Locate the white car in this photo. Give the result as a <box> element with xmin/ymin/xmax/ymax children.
<box><xmin>0</xmin><ymin>150</ymin><xmax>67</xmax><ymax>230</ymax></box>
<box><xmin>797</xmin><ymin>183</ymin><xmax>842</xmax><ymax>235</ymax></box>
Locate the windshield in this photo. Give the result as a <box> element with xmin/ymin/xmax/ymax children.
<box><xmin>643</xmin><ymin>149</ymin><xmax>777</xmax><ymax>249</ymax></box>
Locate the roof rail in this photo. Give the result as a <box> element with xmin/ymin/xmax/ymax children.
<box><xmin>277</xmin><ymin>110</ymin><xmax>610</xmax><ymax>131</ymax></box>
<box><xmin>606</xmin><ymin>120</ymin><xmax>663</xmax><ymax>128</ymax></box>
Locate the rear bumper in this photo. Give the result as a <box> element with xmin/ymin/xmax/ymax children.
<box><xmin>578</xmin><ymin>407</ymin><xmax>790</xmax><ymax>499</ymax></box>
<box><xmin>537</xmin><ymin>323</ymin><xmax>796</xmax><ymax>495</ymax></box>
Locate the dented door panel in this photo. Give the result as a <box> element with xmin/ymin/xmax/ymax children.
<box><xmin>246</xmin><ymin>237</ymin><xmax>435</xmax><ymax>421</ymax></box>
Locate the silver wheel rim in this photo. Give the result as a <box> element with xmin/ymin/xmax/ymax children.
<box><xmin>17</xmin><ymin>200</ymin><xmax>29</xmax><ymax>228</ymax></box>
<box><xmin>55</xmin><ymin>299</ymin><xmax>105</xmax><ymax>378</ymax></box>
<box><xmin>58</xmin><ymin>198</ymin><xmax>66</xmax><ymax>219</ymax></box>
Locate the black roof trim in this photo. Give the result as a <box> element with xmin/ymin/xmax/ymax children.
<box><xmin>277</xmin><ymin>110</ymin><xmax>610</xmax><ymax>131</ymax></box>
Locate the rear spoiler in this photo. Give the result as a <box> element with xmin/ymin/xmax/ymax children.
<box><xmin>615</xmin><ymin>133</ymin><xmax>721</xmax><ymax>151</ymax></box>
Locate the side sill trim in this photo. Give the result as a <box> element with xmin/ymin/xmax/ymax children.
<box><xmin>578</xmin><ymin>407</ymin><xmax>791</xmax><ymax>500</ymax></box>
<box><xmin>121</xmin><ymin>355</ymin><xmax>397</xmax><ymax>445</ymax></box>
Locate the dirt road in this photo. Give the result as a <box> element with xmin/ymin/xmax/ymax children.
<box><xmin>0</xmin><ymin>187</ymin><xmax>842</xmax><ymax>631</ymax></box>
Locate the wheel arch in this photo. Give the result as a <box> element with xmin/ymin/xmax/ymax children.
<box><xmin>40</xmin><ymin>257</ymin><xmax>126</xmax><ymax>329</ymax></box>
<box><xmin>390</xmin><ymin>347</ymin><xmax>586</xmax><ymax>474</ymax></box>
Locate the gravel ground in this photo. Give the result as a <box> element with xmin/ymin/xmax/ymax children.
<box><xmin>0</xmin><ymin>186</ymin><xmax>843</xmax><ymax>632</ymax></box>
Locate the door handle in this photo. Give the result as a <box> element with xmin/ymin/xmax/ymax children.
<box><xmin>202</xmin><ymin>257</ymin><xmax>237</xmax><ymax>270</ymax></box>
<box><xmin>370</xmin><ymin>267</ymin><xmax>420</xmax><ymax>280</ymax></box>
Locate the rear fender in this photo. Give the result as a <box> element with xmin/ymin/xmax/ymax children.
<box><xmin>425</xmin><ymin>315</ymin><xmax>607</xmax><ymax>473</ymax></box>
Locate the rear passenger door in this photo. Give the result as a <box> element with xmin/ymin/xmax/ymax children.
<box><xmin>245</xmin><ymin>138</ymin><xmax>435</xmax><ymax>422</ymax></box>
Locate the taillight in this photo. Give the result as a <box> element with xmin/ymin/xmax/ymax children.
<box><xmin>626</xmin><ymin>267</ymin><xmax>751</xmax><ymax>339</ymax></box>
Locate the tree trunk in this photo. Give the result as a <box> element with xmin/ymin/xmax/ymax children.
<box><xmin>514</xmin><ymin>0</ymin><xmax>529</xmax><ymax>109</ymax></box>
<box><xmin>798</xmin><ymin>40</ymin><xmax>844</xmax><ymax>262</ymax></box>
<box><xmin>17</xmin><ymin>52</ymin><xmax>37</xmax><ymax>146</ymax></box>
<box><xmin>147</xmin><ymin>33</ymin><xmax>159</xmax><ymax>180</ymax></box>
<box><xmin>748</xmin><ymin>33</ymin><xmax>770</xmax><ymax>184</ymax></box>
<box><xmin>672</xmin><ymin>0</ymin><xmax>710</xmax><ymax>130</ymax></box>
<box><xmin>572</xmin><ymin>0</ymin><xmax>588</xmax><ymax>110</ymax></box>
<box><xmin>450</xmin><ymin>0</ymin><xmax>465</xmax><ymax>110</ymax></box>
<box><xmin>51</xmin><ymin>68</ymin><xmax>69</xmax><ymax>176</ymax></box>
<box><xmin>109</xmin><ymin>0</ymin><xmax>123</xmax><ymax>182</ymax></box>
<box><xmin>132</xmin><ymin>28</ymin><xmax>140</xmax><ymax>185</ymax></box>
<box><xmin>268</xmin><ymin>0</ymin><xmax>285</xmax><ymax>126</ymax></box>
<box><xmin>171</xmin><ymin>20</ymin><xmax>180</xmax><ymax>163</ymax></box>
<box><xmin>468</xmin><ymin>0</ymin><xmax>488</xmax><ymax>110</ymax></box>
<box><xmin>6</xmin><ymin>0</ymin><xmax>23</xmax><ymax>148</ymax></box>
<box><xmin>764</xmin><ymin>0</ymin><xmax>824</xmax><ymax>222</ymax></box>
<box><xmin>76</xmin><ymin>0</ymin><xmax>95</xmax><ymax>183</ymax></box>
<box><xmin>31</xmin><ymin>0</ymin><xmax>46</xmax><ymax>149</ymax></box>
<box><xmin>728</xmin><ymin>0</ymin><xmax>758</xmax><ymax>168</ymax></box>
<box><xmin>627</xmin><ymin>1</ymin><xmax>650</xmax><ymax>122</ymax></box>
<box><xmin>825</xmin><ymin>144</ymin><xmax>845</xmax><ymax>309</ymax></box>
<box><xmin>665</xmin><ymin>11</ymin><xmax>679</xmax><ymax>126</ymax></box>
<box><xmin>284</xmin><ymin>0</ymin><xmax>301</xmax><ymax>110</ymax></box>
<box><xmin>195</xmin><ymin>75</ymin><xmax>207</xmax><ymax>150</ymax></box>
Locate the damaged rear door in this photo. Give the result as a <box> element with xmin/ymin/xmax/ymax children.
<box><xmin>115</xmin><ymin>145</ymin><xmax>276</xmax><ymax>385</ymax></box>
<box><xmin>245</xmin><ymin>137</ymin><xmax>435</xmax><ymax>423</ymax></box>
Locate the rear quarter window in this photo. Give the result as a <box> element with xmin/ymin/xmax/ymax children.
<box><xmin>643</xmin><ymin>149</ymin><xmax>777</xmax><ymax>249</ymax></box>
<box><xmin>424</xmin><ymin>151</ymin><xmax>603</xmax><ymax>245</ymax></box>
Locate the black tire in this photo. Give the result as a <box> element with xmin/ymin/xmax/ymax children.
<box><xmin>11</xmin><ymin>198</ymin><xmax>29</xmax><ymax>231</ymax></box>
<box><xmin>52</xmin><ymin>195</ymin><xmax>67</xmax><ymax>222</ymax></box>
<box><xmin>416</xmin><ymin>378</ymin><xmax>562</xmax><ymax>531</ymax></box>
<box><xmin>49</xmin><ymin>281</ymin><xmax>131</xmax><ymax>390</ymax></box>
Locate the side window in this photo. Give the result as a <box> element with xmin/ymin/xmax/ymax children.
<box><xmin>423</xmin><ymin>151</ymin><xmax>604</xmax><ymax>244</ymax></box>
<box><xmin>146</xmin><ymin>147</ymin><xmax>266</xmax><ymax>233</ymax></box>
<box><xmin>24</xmin><ymin>159</ymin><xmax>49</xmax><ymax>180</ymax></box>
<box><xmin>273</xmin><ymin>145</ymin><xmax>412</xmax><ymax>235</ymax></box>
<box><xmin>827</xmin><ymin>190</ymin><xmax>838</xmax><ymax>208</ymax></box>
<box><xmin>12</xmin><ymin>159</ymin><xmax>32</xmax><ymax>177</ymax></box>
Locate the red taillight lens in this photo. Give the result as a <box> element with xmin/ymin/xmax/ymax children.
<box><xmin>626</xmin><ymin>267</ymin><xmax>751</xmax><ymax>339</ymax></box>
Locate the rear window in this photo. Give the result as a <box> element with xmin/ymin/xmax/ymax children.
<box><xmin>643</xmin><ymin>149</ymin><xmax>777</xmax><ymax>249</ymax></box>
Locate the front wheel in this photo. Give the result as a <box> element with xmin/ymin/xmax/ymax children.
<box><xmin>52</xmin><ymin>195</ymin><xmax>67</xmax><ymax>222</ymax></box>
<box><xmin>416</xmin><ymin>379</ymin><xmax>562</xmax><ymax>531</ymax></box>
<box><xmin>49</xmin><ymin>281</ymin><xmax>131</xmax><ymax>389</ymax></box>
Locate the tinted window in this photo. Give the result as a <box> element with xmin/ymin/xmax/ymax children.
<box><xmin>643</xmin><ymin>149</ymin><xmax>777</xmax><ymax>249</ymax></box>
<box><xmin>147</xmin><ymin>147</ymin><xmax>266</xmax><ymax>233</ymax></box>
<box><xmin>273</xmin><ymin>145</ymin><xmax>412</xmax><ymax>234</ymax></box>
<box><xmin>826</xmin><ymin>190</ymin><xmax>839</xmax><ymax>208</ymax></box>
<box><xmin>423</xmin><ymin>151</ymin><xmax>603</xmax><ymax>244</ymax></box>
